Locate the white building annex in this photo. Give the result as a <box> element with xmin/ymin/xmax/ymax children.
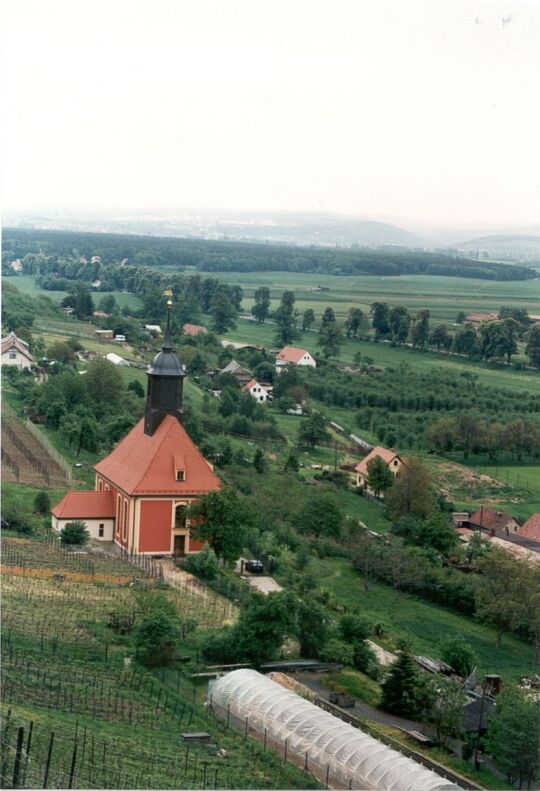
<box><xmin>210</xmin><ymin>670</ymin><xmax>462</xmax><ymax>791</ymax></box>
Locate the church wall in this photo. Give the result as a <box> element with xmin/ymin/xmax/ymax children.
<box><xmin>139</xmin><ymin>499</ymin><xmax>173</xmax><ymax>553</ymax></box>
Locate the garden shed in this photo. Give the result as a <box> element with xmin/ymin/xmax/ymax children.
<box><xmin>209</xmin><ymin>669</ymin><xmax>462</xmax><ymax>791</ymax></box>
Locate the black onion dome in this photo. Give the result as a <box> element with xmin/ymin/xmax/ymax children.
<box><xmin>147</xmin><ymin>348</ymin><xmax>185</xmax><ymax>377</ymax></box>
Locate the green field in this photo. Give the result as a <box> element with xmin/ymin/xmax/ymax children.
<box><xmin>224</xmin><ymin>316</ymin><xmax>540</xmax><ymax>393</ymax></box>
<box><xmin>313</xmin><ymin>558</ymin><xmax>535</xmax><ymax>682</ymax></box>
<box><xmin>11</xmin><ymin>275</ymin><xmax>143</xmax><ymax>311</ymax></box>
<box><xmin>214</xmin><ymin>271</ymin><xmax>540</xmax><ymax>327</ymax></box>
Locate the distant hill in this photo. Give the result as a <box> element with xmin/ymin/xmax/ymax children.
<box><xmin>451</xmin><ymin>234</ymin><xmax>540</xmax><ymax>265</ymax></box>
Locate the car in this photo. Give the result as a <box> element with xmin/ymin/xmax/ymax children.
<box><xmin>114</xmin><ymin>334</ymin><xmax>126</xmax><ymax>342</ymax></box>
<box><xmin>245</xmin><ymin>559</ymin><xmax>264</xmax><ymax>574</ymax></box>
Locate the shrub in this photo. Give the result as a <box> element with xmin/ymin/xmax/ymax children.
<box><xmin>439</xmin><ymin>635</ymin><xmax>478</xmax><ymax>676</ymax></box>
<box><xmin>133</xmin><ymin>610</ymin><xmax>179</xmax><ymax>666</ymax></box>
<box><xmin>319</xmin><ymin>638</ymin><xmax>355</xmax><ymax>666</ymax></box>
<box><xmin>183</xmin><ymin>544</ymin><xmax>219</xmax><ymax>581</ymax></box>
<box><xmin>60</xmin><ymin>520</ymin><xmax>90</xmax><ymax>545</ymax></box>
<box><xmin>33</xmin><ymin>491</ymin><xmax>51</xmax><ymax>515</ymax></box>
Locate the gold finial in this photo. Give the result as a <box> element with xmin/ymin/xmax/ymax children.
<box><xmin>163</xmin><ymin>288</ymin><xmax>173</xmax><ymax>307</ymax></box>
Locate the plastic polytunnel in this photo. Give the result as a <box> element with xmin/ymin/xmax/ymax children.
<box><xmin>209</xmin><ymin>669</ymin><xmax>463</xmax><ymax>791</ymax></box>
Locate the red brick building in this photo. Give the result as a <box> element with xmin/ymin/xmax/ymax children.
<box><xmin>51</xmin><ymin>314</ymin><xmax>220</xmax><ymax>556</ymax></box>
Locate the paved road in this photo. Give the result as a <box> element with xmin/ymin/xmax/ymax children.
<box><xmin>296</xmin><ymin>672</ymin><xmax>423</xmax><ymax>733</ymax></box>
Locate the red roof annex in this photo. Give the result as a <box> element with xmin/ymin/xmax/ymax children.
<box><xmin>182</xmin><ymin>323</ymin><xmax>207</xmax><ymax>336</ymax></box>
<box><xmin>52</xmin><ymin>491</ymin><xmax>115</xmax><ymax>519</ymax></box>
<box><xmin>94</xmin><ymin>414</ymin><xmax>221</xmax><ymax>496</ymax></box>
<box><xmin>517</xmin><ymin>513</ymin><xmax>540</xmax><ymax>542</ymax></box>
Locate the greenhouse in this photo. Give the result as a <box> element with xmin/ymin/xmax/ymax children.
<box><xmin>210</xmin><ymin>669</ymin><xmax>463</xmax><ymax>791</ymax></box>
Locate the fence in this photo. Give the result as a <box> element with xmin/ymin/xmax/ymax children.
<box><xmin>2</xmin><ymin>446</ymin><xmax>20</xmax><ymax>481</ymax></box>
<box><xmin>24</xmin><ymin>419</ymin><xmax>73</xmax><ymax>486</ymax></box>
<box><xmin>117</xmin><ymin>546</ymin><xmax>164</xmax><ymax>580</ymax></box>
<box><xmin>2</xmin><ymin>423</ymin><xmax>51</xmax><ymax>486</ymax></box>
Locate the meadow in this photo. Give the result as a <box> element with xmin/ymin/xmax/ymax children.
<box><xmin>213</xmin><ymin>271</ymin><xmax>540</xmax><ymax>327</ymax></box>
<box><xmin>11</xmin><ymin>275</ymin><xmax>143</xmax><ymax>312</ymax></box>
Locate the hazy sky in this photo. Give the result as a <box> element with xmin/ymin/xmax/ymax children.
<box><xmin>3</xmin><ymin>0</ymin><xmax>540</xmax><ymax>226</ymax></box>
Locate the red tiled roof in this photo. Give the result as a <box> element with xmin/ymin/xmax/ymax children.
<box><xmin>51</xmin><ymin>491</ymin><xmax>115</xmax><ymax>519</ymax></box>
<box><xmin>469</xmin><ymin>508</ymin><xmax>518</xmax><ymax>531</ymax></box>
<box><xmin>355</xmin><ymin>446</ymin><xmax>400</xmax><ymax>475</ymax></box>
<box><xmin>94</xmin><ymin>415</ymin><xmax>221</xmax><ymax>496</ymax></box>
<box><xmin>517</xmin><ymin>513</ymin><xmax>540</xmax><ymax>542</ymax></box>
<box><xmin>276</xmin><ymin>346</ymin><xmax>311</xmax><ymax>364</ymax></box>
<box><xmin>183</xmin><ymin>323</ymin><xmax>208</xmax><ymax>336</ymax></box>
<box><xmin>242</xmin><ymin>378</ymin><xmax>259</xmax><ymax>391</ymax></box>
<box><xmin>464</xmin><ymin>312</ymin><xmax>498</xmax><ymax>323</ymax></box>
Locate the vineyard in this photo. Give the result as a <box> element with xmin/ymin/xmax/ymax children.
<box><xmin>0</xmin><ymin>536</ymin><xmax>318</xmax><ymax>789</ymax></box>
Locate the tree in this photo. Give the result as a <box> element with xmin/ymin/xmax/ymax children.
<box><xmin>429</xmin><ymin>324</ymin><xmax>451</xmax><ymax>351</ymax></box>
<box><xmin>188</xmin><ymin>488</ymin><xmax>250</xmax><ymax>564</ymax></box>
<box><xmin>344</xmin><ymin>307</ymin><xmax>365</xmax><ymax>338</ymax></box>
<box><xmin>439</xmin><ymin>635</ymin><xmax>478</xmax><ymax>676</ymax></box>
<box><xmin>302</xmin><ymin>308</ymin><xmax>316</xmax><ymax>331</ymax></box>
<box><xmin>128</xmin><ymin>379</ymin><xmax>145</xmax><ymax>398</ymax></box>
<box><xmin>370</xmin><ymin>302</ymin><xmax>390</xmax><ymax>337</ymax></box>
<box><xmin>425</xmin><ymin>678</ymin><xmax>466</xmax><ymax>748</ymax></box>
<box><xmin>62</xmin><ymin>285</ymin><xmax>94</xmax><ymax>319</ymax></box>
<box><xmin>395</xmin><ymin>511</ymin><xmax>457</xmax><ymax>555</ymax></box>
<box><xmin>86</xmin><ymin>356</ymin><xmax>125</xmax><ymax>414</ymax></box>
<box><xmin>296</xmin><ymin>599</ymin><xmax>333</xmax><ymax>658</ymax></box>
<box><xmin>525</xmin><ymin>324</ymin><xmax>540</xmax><ymax>368</ymax></box>
<box><xmin>47</xmin><ymin>341</ymin><xmax>78</xmax><ymax>366</ymax></box>
<box><xmin>253</xmin><ymin>448</ymin><xmax>266</xmax><ymax>474</ymax></box>
<box><xmin>452</xmin><ymin>323</ymin><xmax>478</xmax><ymax>357</ymax></box>
<box><xmin>320</xmin><ymin>306</ymin><xmax>336</xmax><ymax>329</ymax></box>
<box><xmin>133</xmin><ymin>593</ymin><xmax>180</xmax><ymax>666</ymax></box>
<box><xmin>293</xmin><ymin>491</ymin><xmax>343</xmax><ymax>538</ymax></box>
<box><xmin>366</xmin><ymin>456</ymin><xmax>394</xmax><ymax>498</ymax></box>
<box><xmin>475</xmin><ymin>548</ymin><xmax>524</xmax><ymax>647</ymax></box>
<box><xmin>479</xmin><ymin>318</ymin><xmax>519</xmax><ymax>364</ymax></box>
<box><xmin>273</xmin><ymin>291</ymin><xmax>298</xmax><ymax>345</ymax></box>
<box><xmin>381</xmin><ymin>644</ymin><xmax>428</xmax><ymax>718</ymax></box>
<box><xmin>297</xmin><ymin>411</ymin><xmax>329</xmax><ymax>449</ymax></box>
<box><xmin>283</xmin><ymin>450</ymin><xmax>300</xmax><ymax>473</ymax></box>
<box><xmin>183</xmin><ymin>544</ymin><xmax>219</xmax><ymax>581</ymax></box>
<box><xmin>456</xmin><ymin>311</ymin><xmax>466</xmax><ymax>324</ymax></box>
<box><xmin>60</xmin><ymin>520</ymin><xmax>90</xmax><ymax>545</ymax></box>
<box><xmin>319</xmin><ymin>638</ymin><xmax>355</xmax><ymax>665</ymax></box>
<box><xmin>385</xmin><ymin>458</ymin><xmax>434</xmax><ymax>521</ymax></box>
<box><xmin>425</xmin><ymin>417</ymin><xmax>456</xmax><ymax>455</ymax></box>
<box><xmin>203</xmin><ymin>591</ymin><xmax>296</xmax><ymax>666</ymax></box>
<box><xmin>210</xmin><ymin>290</ymin><xmax>237</xmax><ymax>333</ymax></box>
<box><xmin>317</xmin><ymin>322</ymin><xmax>344</xmax><ymax>359</ymax></box>
<box><xmin>33</xmin><ymin>490</ymin><xmax>51</xmax><ymax>515</ymax></box>
<box><xmin>411</xmin><ymin>309</ymin><xmax>430</xmax><ymax>349</ymax></box>
<box><xmin>486</xmin><ymin>686</ymin><xmax>539</xmax><ymax>788</ymax></box>
<box><xmin>388</xmin><ymin>305</ymin><xmax>410</xmax><ymax>344</ymax></box>
<box><xmin>99</xmin><ymin>294</ymin><xmax>117</xmax><ymax>313</ymax></box>
<box><xmin>251</xmin><ymin>286</ymin><xmax>271</xmax><ymax>323</ymax></box>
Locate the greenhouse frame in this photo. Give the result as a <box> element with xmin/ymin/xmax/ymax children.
<box><xmin>209</xmin><ymin>669</ymin><xmax>463</xmax><ymax>791</ymax></box>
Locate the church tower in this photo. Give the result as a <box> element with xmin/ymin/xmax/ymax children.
<box><xmin>144</xmin><ymin>292</ymin><xmax>186</xmax><ymax>436</ymax></box>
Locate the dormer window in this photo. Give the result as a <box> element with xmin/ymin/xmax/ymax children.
<box><xmin>176</xmin><ymin>469</ymin><xmax>185</xmax><ymax>482</ymax></box>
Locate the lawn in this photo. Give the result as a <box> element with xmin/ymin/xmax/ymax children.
<box><xmin>12</xmin><ymin>274</ymin><xmax>143</xmax><ymax>311</ymax></box>
<box><xmin>314</xmin><ymin>558</ymin><xmax>535</xmax><ymax>682</ymax></box>
<box><xmin>225</xmin><ymin>316</ymin><xmax>540</xmax><ymax>394</ymax></box>
<box><xmin>215</xmin><ymin>271</ymin><xmax>540</xmax><ymax>327</ymax></box>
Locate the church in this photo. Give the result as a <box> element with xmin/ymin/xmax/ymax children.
<box><xmin>51</xmin><ymin>303</ymin><xmax>221</xmax><ymax>556</ymax></box>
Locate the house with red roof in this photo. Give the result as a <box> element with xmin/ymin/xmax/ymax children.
<box><xmin>468</xmin><ymin>507</ymin><xmax>520</xmax><ymax>536</ymax></box>
<box><xmin>183</xmin><ymin>323</ymin><xmax>208</xmax><ymax>337</ymax></box>
<box><xmin>241</xmin><ymin>378</ymin><xmax>272</xmax><ymax>403</ymax></box>
<box><xmin>275</xmin><ymin>345</ymin><xmax>316</xmax><ymax>369</ymax></box>
<box><xmin>354</xmin><ymin>446</ymin><xmax>403</xmax><ymax>491</ymax></box>
<box><xmin>51</xmin><ymin>313</ymin><xmax>220</xmax><ymax>556</ymax></box>
<box><xmin>517</xmin><ymin>513</ymin><xmax>540</xmax><ymax>543</ymax></box>
<box><xmin>463</xmin><ymin>312</ymin><xmax>498</xmax><ymax>326</ymax></box>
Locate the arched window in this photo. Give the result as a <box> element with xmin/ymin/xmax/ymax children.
<box><xmin>116</xmin><ymin>495</ymin><xmax>121</xmax><ymax>535</ymax></box>
<box><xmin>123</xmin><ymin>500</ymin><xmax>128</xmax><ymax>540</ymax></box>
<box><xmin>175</xmin><ymin>505</ymin><xmax>187</xmax><ymax>529</ymax></box>
<box><xmin>97</xmin><ymin>479</ymin><xmax>103</xmax><ymax>491</ymax></box>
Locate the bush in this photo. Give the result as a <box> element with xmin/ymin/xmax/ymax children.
<box><xmin>352</xmin><ymin>640</ymin><xmax>380</xmax><ymax>679</ymax></box>
<box><xmin>183</xmin><ymin>544</ymin><xmax>219</xmax><ymax>581</ymax></box>
<box><xmin>2</xmin><ymin>487</ymin><xmax>40</xmax><ymax>535</ymax></box>
<box><xmin>319</xmin><ymin>638</ymin><xmax>355</xmax><ymax>666</ymax></box>
<box><xmin>133</xmin><ymin>610</ymin><xmax>179</xmax><ymax>666</ymax></box>
<box><xmin>60</xmin><ymin>520</ymin><xmax>90</xmax><ymax>545</ymax></box>
<box><xmin>440</xmin><ymin>635</ymin><xmax>478</xmax><ymax>677</ymax></box>
<box><xmin>33</xmin><ymin>491</ymin><xmax>51</xmax><ymax>515</ymax></box>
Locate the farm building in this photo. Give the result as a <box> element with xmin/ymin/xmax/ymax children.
<box><xmin>105</xmin><ymin>352</ymin><xmax>130</xmax><ymax>367</ymax></box>
<box><xmin>95</xmin><ymin>329</ymin><xmax>114</xmax><ymax>340</ymax></box>
<box><xmin>463</xmin><ymin>312</ymin><xmax>498</xmax><ymax>325</ymax></box>
<box><xmin>182</xmin><ymin>323</ymin><xmax>207</xmax><ymax>337</ymax></box>
<box><xmin>51</xmin><ymin>491</ymin><xmax>115</xmax><ymax>541</ymax></box>
<box><xmin>220</xmin><ymin>359</ymin><xmax>253</xmax><ymax>387</ymax></box>
<box><xmin>145</xmin><ymin>324</ymin><xmax>162</xmax><ymax>334</ymax></box>
<box><xmin>355</xmin><ymin>446</ymin><xmax>403</xmax><ymax>490</ymax></box>
<box><xmin>210</xmin><ymin>670</ymin><xmax>461</xmax><ymax>791</ymax></box>
<box><xmin>1</xmin><ymin>332</ymin><xmax>34</xmax><ymax>370</ymax></box>
<box><xmin>242</xmin><ymin>378</ymin><xmax>272</xmax><ymax>403</ymax></box>
<box><xmin>51</xmin><ymin>310</ymin><xmax>220</xmax><ymax>556</ymax></box>
<box><xmin>468</xmin><ymin>507</ymin><xmax>519</xmax><ymax>535</ymax></box>
<box><xmin>517</xmin><ymin>513</ymin><xmax>540</xmax><ymax>542</ymax></box>
<box><xmin>275</xmin><ymin>345</ymin><xmax>316</xmax><ymax>368</ymax></box>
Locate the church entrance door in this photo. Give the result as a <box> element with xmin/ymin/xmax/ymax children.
<box><xmin>173</xmin><ymin>534</ymin><xmax>186</xmax><ymax>557</ymax></box>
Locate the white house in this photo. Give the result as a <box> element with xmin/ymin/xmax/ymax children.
<box><xmin>242</xmin><ymin>378</ymin><xmax>272</xmax><ymax>403</ymax></box>
<box><xmin>275</xmin><ymin>346</ymin><xmax>316</xmax><ymax>369</ymax></box>
<box><xmin>105</xmin><ymin>352</ymin><xmax>130</xmax><ymax>367</ymax></box>
<box><xmin>51</xmin><ymin>491</ymin><xmax>115</xmax><ymax>541</ymax></box>
<box><xmin>10</xmin><ymin>259</ymin><xmax>23</xmax><ymax>272</ymax></box>
<box><xmin>1</xmin><ymin>332</ymin><xmax>34</xmax><ymax>370</ymax></box>
<box><xmin>145</xmin><ymin>325</ymin><xmax>163</xmax><ymax>334</ymax></box>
